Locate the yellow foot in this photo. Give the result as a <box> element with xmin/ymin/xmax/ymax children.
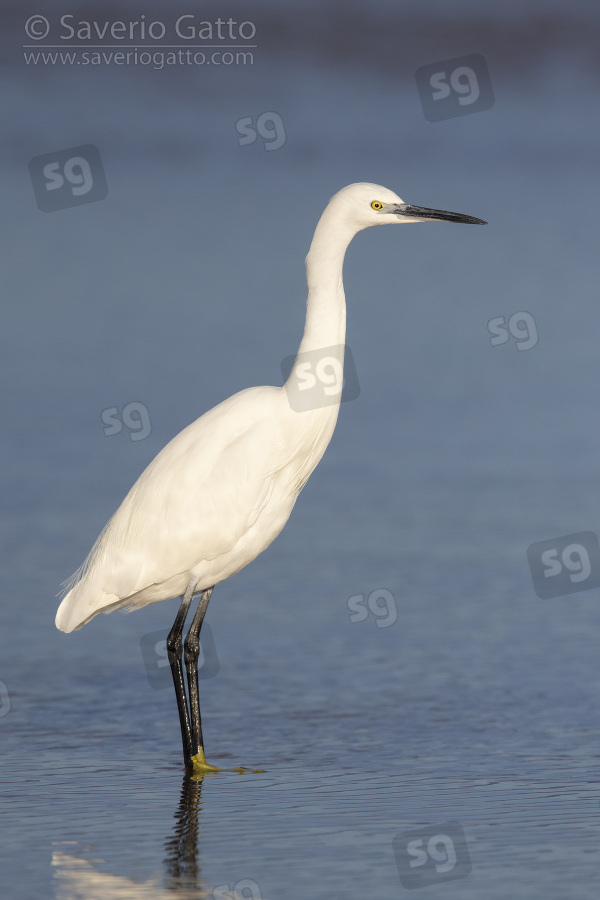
<box><xmin>190</xmin><ymin>748</ymin><xmax>264</xmax><ymax>775</ymax></box>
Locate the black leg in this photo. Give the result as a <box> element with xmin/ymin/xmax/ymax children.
<box><xmin>169</xmin><ymin>582</ymin><xmax>263</xmax><ymax>774</ymax></box>
<box><xmin>167</xmin><ymin>575</ymin><xmax>199</xmax><ymax>765</ymax></box>
<box><xmin>184</xmin><ymin>587</ymin><xmax>214</xmax><ymax>759</ymax></box>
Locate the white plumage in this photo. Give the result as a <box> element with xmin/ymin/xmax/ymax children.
<box><xmin>57</xmin><ymin>183</ymin><xmax>485</xmax><ymax>634</ymax></box>
<box><xmin>57</xmin><ymin>384</ymin><xmax>332</xmax><ymax>631</ymax></box>
<box><xmin>55</xmin><ymin>182</ymin><xmax>484</xmax><ymax>769</ymax></box>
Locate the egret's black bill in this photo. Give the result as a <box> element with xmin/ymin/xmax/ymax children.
<box><xmin>395</xmin><ymin>204</ymin><xmax>487</xmax><ymax>225</ymax></box>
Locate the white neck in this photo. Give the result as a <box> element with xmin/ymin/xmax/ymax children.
<box><xmin>281</xmin><ymin>200</ymin><xmax>363</xmax><ymax>486</ymax></box>
<box><xmin>297</xmin><ymin>207</ymin><xmax>358</xmax><ymax>356</ymax></box>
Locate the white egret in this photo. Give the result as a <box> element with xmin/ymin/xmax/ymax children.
<box><xmin>56</xmin><ymin>182</ymin><xmax>486</xmax><ymax>772</ymax></box>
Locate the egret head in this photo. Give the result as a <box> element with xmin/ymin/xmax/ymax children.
<box><xmin>330</xmin><ymin>182</ymin><xmax>486</xmax><ymax>231</ymax></box>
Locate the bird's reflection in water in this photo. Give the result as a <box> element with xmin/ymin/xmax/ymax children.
<box><xmin>163</xmin><ymin>773</ymin><xmax>205</xmax><ymax>894</ymax></box>
<box><xmin>52</xmin><ymin>773</ymin><xmax>217</xmax><ymax>899</ymax></box>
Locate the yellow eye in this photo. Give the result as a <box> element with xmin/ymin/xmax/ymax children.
<box><xmin>371</xmin><ymin>201</ymin><xmax>383</xmax><ymax>210</ymax></box>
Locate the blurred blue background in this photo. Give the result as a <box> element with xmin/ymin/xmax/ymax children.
<box><xmin>2</xmin><ymin>1</ymin><xmax>600</xmax><ymax>897</ymax></box>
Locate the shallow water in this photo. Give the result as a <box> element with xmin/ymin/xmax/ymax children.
<box><xmin>6</xmin><ymin>764</ymin><xmax>600</xmax><ymax>900</ymax></box>
<box><xmin>3</xmin><ymin>0</ymin><xmax>600</xmax><ymax>897</ymax></box>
